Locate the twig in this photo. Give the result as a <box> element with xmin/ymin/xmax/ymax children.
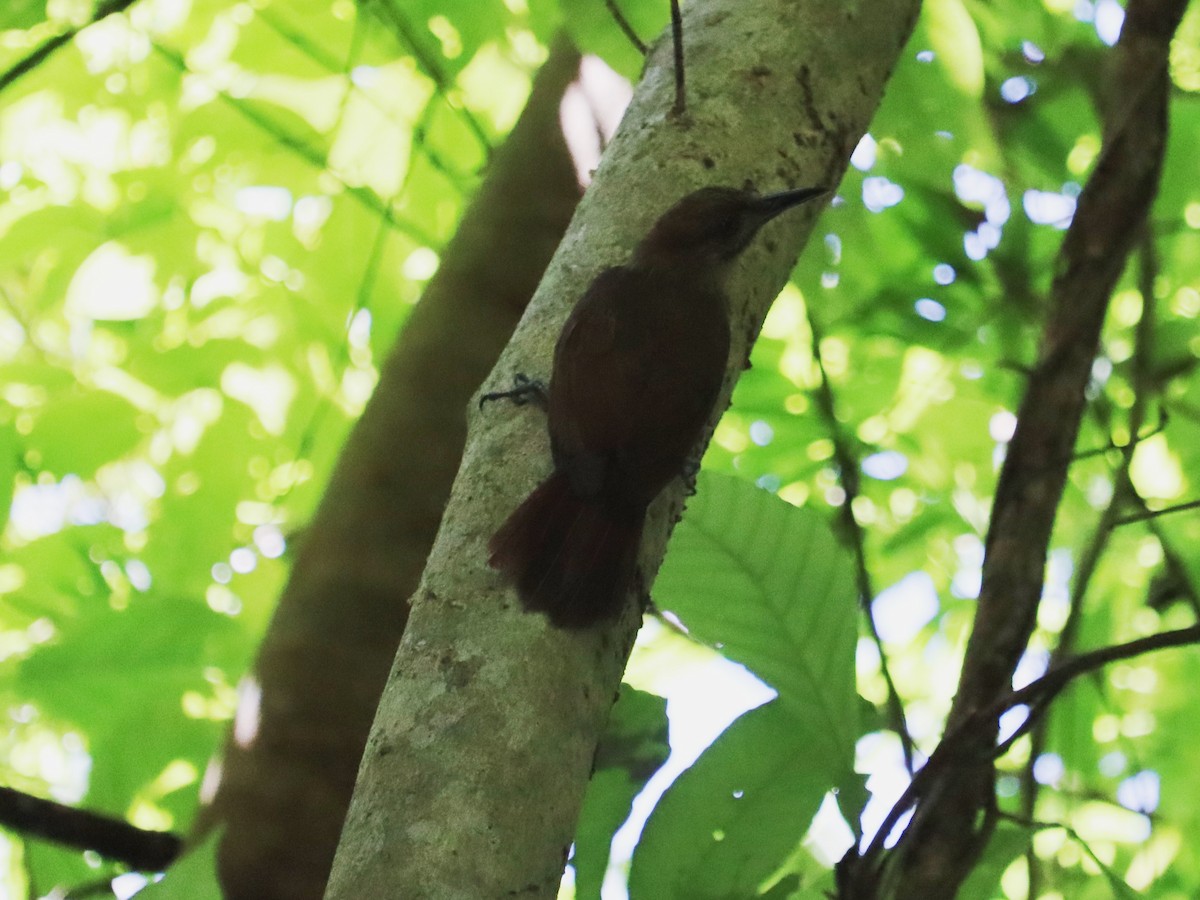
<box><xmin>0</xmin><ymin>0</ymin><xmax>138</xmax><ymax>95</ymax></box>
<box><xmin>291</xmin><ymin>207</ymin><xmax>393</xmax><ymax>476</ymax></box>
<box><xmin>150</xmin><ymin>43</ymin><xmax>437</xmax><ymax>247</ymax></box>
<box><xmin>1069</xmin><ymin>411</ymin><xmax>1166</xmax><ymax>463</ymax></box>
<box><xmin>809</xmin><ymin>312</ymin><xmax>915</xmax><ymax>776</ymax></box>
<box><xmin>358</xmin><ymin>0</ymin><xmax>493</xmax><ymax>161</ymax></box>
<box><xmin>996</xmin><ymin>812</ymin><xmax>1141</xmax><ymax>899</ymax></box>
<box><xmin>251</xmin><ymin>9</ymin><xmax>472</xmax><ymax>190</ymax></box>
<box><xmin>860</xmin><ymin>622</ymin><xmax>1200</xmax><ymax>872</ymax></box>
<box><xmin>670</xmin><ymin>0</ymin><xmax>686</xmax><ymax>115</ymax></box>
<box><xmin>603</xmin><ymin>0</ymin><xmax>647</xmax><ymax>54</ymax></box>
<box><xmin>1114</xmin><ymin>497</ymin><xmax>1200</xmax><ymax>526</ymax></box>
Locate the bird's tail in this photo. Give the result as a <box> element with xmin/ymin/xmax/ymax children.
<box><xmin>488</xmin><ymin>471</ymin><xmax>642</xmax><ymax>628</ymax></box>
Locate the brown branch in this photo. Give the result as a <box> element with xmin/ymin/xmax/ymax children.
<box><xmin>1114</xmin><ymin>497</ymin><xmax>1200</xmax><ymax>526</ymax></box>
<box><xmin>991</xmin><ymin>624</ymin><xmax>1200</xmax><ymax>753</ymax></box>
<box><xmin>0</xmin><ymin>786</ymin><xmax>181</xmax><ymax>871</ymax></box>
<box><xmin>849</xmin><ymin>1</ymin><xmax>1191</xmax><ymax>896</ymax></box>
<box><xmin>856</xmin><ymin>623</ymin><xmax>1200</xmax><ymax>876</ymax></box>
<box><xmin>670</xmin><ymin>0</ymin><xmax>686</xmax><ymax>115</ymax></box>
<box><xmin>1021</xmin><ymin>229</ymin><xmax>1163</xmax><ymax>896</ymax></box>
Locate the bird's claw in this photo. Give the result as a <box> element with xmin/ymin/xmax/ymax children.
<box><xmin>479</xmin><ymin>373</ymin><xmax>549</xmax><ymax>410</ymax></box>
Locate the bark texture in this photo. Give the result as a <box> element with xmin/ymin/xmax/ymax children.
<box><xmin>324</xmin><ymin>1</ymin><xmax>918</xmax><ymax>897</ymax></box>
<box><xmin>192</xmin><ymin>40</ymin><xmax>585</xmax><ymax>900</ymax></box>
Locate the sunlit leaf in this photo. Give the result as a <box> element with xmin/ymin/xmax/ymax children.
<box><xmin>656</xmin><ymin>472</ymin><xmax>858</xmax><ymax>755</ymax></box>
<box><xmin>629</xmin><ymin>699</ymin><xmax>846</xmax><ymax>899</ymax></box>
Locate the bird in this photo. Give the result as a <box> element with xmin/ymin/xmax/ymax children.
<box><xmin>485</xmin><ymin>185</ymin><xmax>827</xmax><ymax>628</ymax></box>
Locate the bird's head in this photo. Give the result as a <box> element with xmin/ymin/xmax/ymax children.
<box><xmin>632</xmin><ymin>185</ymin><xmax>827</xmax><ymax>269</ymax></box>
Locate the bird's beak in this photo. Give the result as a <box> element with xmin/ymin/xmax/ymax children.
<box><xmin>753</xmin><ymin>186</ymin><xmax>829</xmax><ymax>221</ymax></box>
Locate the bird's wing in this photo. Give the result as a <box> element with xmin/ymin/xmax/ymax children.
<box><xmin>549</xmin><ymin>267</ymin><xmax>644</xmax><ymax>457</ymax></box>
<box><xmin>548</xmin><ymin>267</ymin><xmax>730</xmax><ymax>503</ymax></box>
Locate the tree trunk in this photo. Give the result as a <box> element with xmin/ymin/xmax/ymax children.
<box><xmin>323</xmin><ymin>1</ymin><xmax>918</xmax><ymax>897</ymax></box>
<box><xmin>193</xmin><ymin>39</ymin><xmax>585</xmax><ymax>900</ymax></box>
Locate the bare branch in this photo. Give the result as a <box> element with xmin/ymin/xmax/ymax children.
<box><xmin>1114</xmin><ymin>497</ymin><xmax>1200</xmax><ymax>526</ymax></box>
<box><xmin>0</xmin><ymin>786</ymin><xmax>180</xmax><ymax>872</ymax></box>
<box><xmin>856</xmin><ymin>0</ymin><xmax>1192</xmax><ymax>895</ymax></box>
<box><xmin>603</xmin><ymin>0</ymin><xmax>648</xmax><ymax>54</ymax></box>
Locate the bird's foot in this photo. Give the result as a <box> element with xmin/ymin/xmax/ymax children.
<box><xmin>479</xmin><ymin>373</ymin><xmax>548</xmax><ymax>410</ymax></box>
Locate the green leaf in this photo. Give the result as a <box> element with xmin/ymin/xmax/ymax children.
<box><xmin>655</xmin><ymin>472</ymin><xmax>858</xmax><ymax>759</ymax></box>
<box><xmin>628</xmin><ymin>700</ymin><xmax>842</xmax><ymax>899</ymax></box>
<box><xmin>14</xmin><ymin>595</ymin><xmax>249</xmax><ymax>812</ymax></box>
<box><xmin>573</xmin><ymin>686</ymin><xmax>669</xmax><ymax>898</ymax></box>
<box><xmin>136</xmin><ymin>829</ymin><xmax>223</xmax><ymax>899</ymax></box>
<box><xmin>631</xmin><ymin>474</ymin><xmax>859</xmax><ymax>897</ymax></box>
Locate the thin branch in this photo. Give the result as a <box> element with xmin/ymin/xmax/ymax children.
<box><xmin>0</xmin><ymin>0</ymin><xmax>138</xmax><ymax>95</ymax></box>
<box><xmin>1006</xmin><ymin>624</ymin><xmax>1200</xmax><ymax>718</ymax></box>
<box><xmin>1114</xmin><ymin>497</ymin><xmax>1200</xmax><ymax>526</ymax></box>
<box><xmin>0</xmin><ymin>786</ymin><xmax>181</xmax><ymax>871</ymax></box>
<box><xmin>252</xmin><ymin>9</ymin><xmax>470</xmax><ymax>192</ymax></box>
<box><xmin>809</xmin><ymin>312</ymin><xmax>915</xmax><ymax>776</ymax></box>
<box><xmin>291</xmin><ymin>207</ymin><xmax>392</xmax><ymax>471</ymax></box>
<box><xmin>603</xmin><ymin>0</ymin><xmax>647</xmax><ymax>54</ymax></box>
<box><xmin>1143</xmin><ymin>514</ymin><xmax>1200</xmax><ymax>617</ymax></box>
<box><xmin>860</xmin><ymin>622</ymin><xmax>1200</xmax><ymax>872</ymax></box>
<box><xmin>670</xmin><ymin>0</ymin><xmax>686</xmax><ymax>116</ymax></box>
<box><xmin>996</xmin><ymin>812</ymin><xmax>1141</xmax><ymax>899</ymax></box>
<box><xmin>358</xmin><ymin>0</ymin><xmax>493</xmax><ymax>161</ymax></box>
<box><xmin>1069</xmin><ymin>411</ymin><xmax>1166</xmax><ymax>463</ymax></box>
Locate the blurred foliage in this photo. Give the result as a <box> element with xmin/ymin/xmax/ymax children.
<box><xmin>0</xmin><ymin>0</ymin><xmax>1198</xmax><ymax>898</ymax></box>
<box><xmin>135</xmin><ymin>827</ymin><xmax>221</xmax><ymax>898</ymax></box>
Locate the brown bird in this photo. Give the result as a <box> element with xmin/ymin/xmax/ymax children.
<box><xmin>486</xmin><ymin>185</ymin><xmax>827</xmax><ymax>628</ymax></box>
